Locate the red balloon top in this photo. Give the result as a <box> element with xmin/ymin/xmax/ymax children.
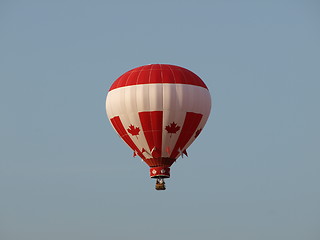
<box><xmin>109</xmin><ymin>64</ymin><xmax>208</xmax><ymax>91</ymax></box>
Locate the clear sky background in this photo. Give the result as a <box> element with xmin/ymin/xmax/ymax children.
<box><xmin>1</xmin><ymin>0</ymin><xmax>320</xmax><ymax>239</ymax></box>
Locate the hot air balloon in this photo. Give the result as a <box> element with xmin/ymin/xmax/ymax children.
<box><xmin>106</xmin><ymin>64</ymin><xmax>211</xmax><ymax>190</ymax></box>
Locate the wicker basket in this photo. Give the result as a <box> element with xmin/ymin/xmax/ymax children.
<box><xmin>155</xmin><ymin>183</ymin><xmax>166</xmax><ymax>190</ymax></box>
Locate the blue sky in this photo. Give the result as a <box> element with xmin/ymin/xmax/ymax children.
<box><xmin>1</xmin><ymin>0</ymin><xmax>320</xmax><ymax>239</ymax></box>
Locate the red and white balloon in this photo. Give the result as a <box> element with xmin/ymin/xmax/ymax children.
<box><xmin>106</xmin><ymin>64</ymin><xmax>211</xmax><ymax>179</ymax></box>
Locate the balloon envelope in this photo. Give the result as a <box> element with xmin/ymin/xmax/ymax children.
<box><xmin>106</xmin><ymin>64</ymin><xmax>211</xmax><ymax>178</ymax></box>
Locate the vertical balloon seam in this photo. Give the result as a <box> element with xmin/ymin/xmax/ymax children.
<box><xmin>161</xmin><ymin>65</ymin><xmax>168</xmax><ymax>159</ymax></box>
<box><xmin>148</xmin><ymin>64</ymin><xmax>153</xmax><ymax>84</ymax></box>
<box><xmin>134</xmin><ymin>86</ymin><xmax>145</xmax><ymax>159</ymax></box>
<box><xmin>123</xmin><ymin>82</ymin><xmax>146</xmax><ymax>162</ymax></box>
<box><xmin>130</xmin><ymin>72</ymin><xmax>139</xmax><ymax>118</ymax></box>
<box><xmin>168</xmin><ymin>65</ymin><xmax>176</xmax><ymax>84</ymax></box>
<box><xmin>135</xmin><ymin>92</ymin><xmax>150</xmax><ymax>161</ymax></box>
<box><xmin>125</xmin><ymin>66</ymin><xmax>135</xmax><ymax>87</ymax></box>
<box><xmin>170</xmin><ymin>84</ymin><xmax>179</xmax><ymax>160</ymax></box>
<box><xmin>140</xmin><ymin>68</ymin><xmax>154</xmax><ymax>161</ymax></box>
<box><xmin>184</xmin><ymin>72</ymin><xmax>195</xmax><ymax>112</ymax></box>
<box><xmin>135</xmin><ymin>65</ymin><xmax>142</xmax><ymax>86</ymax></box>
<box><xmin>152</xmin><ymin>111</ymin><xmax>163</xmax><ymax>165</ymax></box>
<box><xmin>162</xmin><ymin>85</ymin><xmax>168</xmax><ymax>158</ymax></box>
<box><xmin>184</xmin><ymin>83</ymin><xmax>194</xmax><ymax>153</ymax></box>
<box><xmin>172</xmin><ymin>84</ymin><xmax>182</xmax><ymax>160</ymax></box>
<box><xmin>159</xmin><ymin>65</ymin><xmax>167</xmax><ymax>163</ymax></box>
<box><xmin>134</xmin><ymin>74</ymin><xmax>144</xmax><ymax>160</ymax></box>
<box><xmin>148</xmin><ymin>65</ymin><xmax>156</xmax><ymax>164</ymax></box>
<box><xmin>167</xmin><ymin>65</ymin><xmax>178</xmax><ymax>160</ymax></box>
<box><xmin>169</xmin><ymin>109</ymin><xmax>185</xmax><ymax>159</ymax></box>
<box><xmin>139</xmin><ymin>112</ymin><xmax>151</xmax><ymax>165</ymax></box>
<box><xmin>157</xmin><ymin>72</ymin><xmax>164</xmax><ymax>161</ymax></box>
<box><xmin>149</xmin><ymin>68</ymin><xmax>158</xmax><ymax>165</ymax></box>
<box><xmin>135</xmin><ymin>65</ymin><xmax>150</xmax><ymax>161</ymax></box>
<box><xmin>122</xmin><ymin>87</ymin><xmax>136</xmax><ymax>154</ymax></box>
<box><xmin>180</xmin><ymin>67</ymin><xmax>187</xmax><ymax>85</ymax></box>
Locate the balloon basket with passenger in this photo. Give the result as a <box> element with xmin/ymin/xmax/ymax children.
<box><xmin>155</xmin><ymin>178</ymin><xmax>166</xmax><ymax>190</ymax></box>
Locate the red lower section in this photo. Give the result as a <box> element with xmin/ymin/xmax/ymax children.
<box><xmin>144</xmin><ymin>157</ymin><xmax>176</xmax><ymax>168</ymax></box>
<box><xmin>150</xmin><ymin>167</ymin><xmax>170</xmax><ymax>178</ymax></box>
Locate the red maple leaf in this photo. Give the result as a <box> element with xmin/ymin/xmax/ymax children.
<box><xmin>165</xmin><ymin>122</ymin><xmax>181</xmax><ymax>137</ymax></box>
<box><xmin>127</xmin><ymin>124</ymin><xmax>140</xmax><ymax>136</ymax></box>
